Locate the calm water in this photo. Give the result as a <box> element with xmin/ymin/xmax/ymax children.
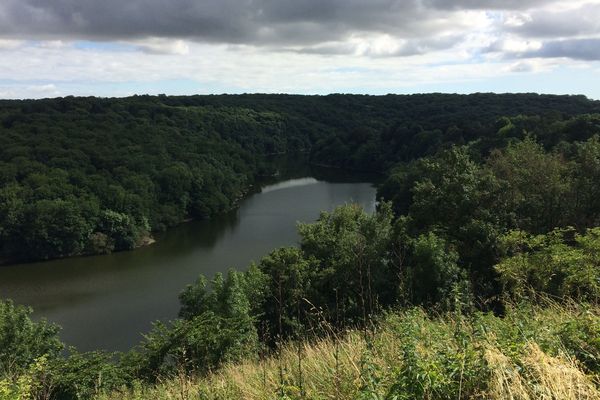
<box><xmin>0</xmin><ymin>175</ymin><xmax>376</xmax><ymax>352</ymax></box>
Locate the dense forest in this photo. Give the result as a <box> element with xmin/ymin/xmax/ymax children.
<box><xmin>2</xmin><ymin>93</ymin><xmax>600</xmax><ymax>399</ymax></box>
<box><xmin>1</xmin><ymin>93</ymin><xmax>599</xmax><ymax>262</ymax></box>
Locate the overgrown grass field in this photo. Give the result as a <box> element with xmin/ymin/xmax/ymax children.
<box><xmin>100</xmin><ymin>301</ymin><xmax>600</xmax><ymax>400</ymax></box>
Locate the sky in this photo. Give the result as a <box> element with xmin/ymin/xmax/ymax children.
<box><xmin>0</xmin><ymin>0</ymin><xmax>598</xmax><ymax>99</ymax></box>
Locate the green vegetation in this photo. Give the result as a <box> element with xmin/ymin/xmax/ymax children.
<box><xmin>1</xmin><ymin>93</ymin><xmax>599</xmax><ymax>262</ymax></box>
<box><xmin>2</xmin><ymin>93</ymin><xmax>600</xmax><ymax>399</ymax></box>
<box><xmin>100</xmin><ymin>303</ymin><xmax>600</xmax><ymax>400</ymax></box>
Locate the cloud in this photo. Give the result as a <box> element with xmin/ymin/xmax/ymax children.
<box><xmin>0</xmin><ymin>39</ymin><xmax>22</xmax><ymax>49</ymax></box>
<box><xmin>288</xmin><ymin>34</ymin><xmax>465</xmax><ymax>57</ymax></box>
<box><xmin>525</xmin><ymin>38</ymin><xmax>600</xmax><ymax>60</ymax></box>
<box><xmin>0</xmin><ymin>0</ymin><xmax>496</xmax><ymax>47</ymax></box>
<box><xmin>27</xmin><ymin>83</ymin><xmax>60</xmax><ymax>94</ymax></box>
<box><xmin>0</xmin><ymin>83</ymin><xmax>61</xmax><ymax>99</ymax></box>
<box><xmin>1</xmin><ymin>0</ymin><xmax>596</xmax><ymax>61</ymax></box>
<box><xmin>504</xmin><ymin>3</ymin><xmax>600</xmax><ymax>38</ymax></box>
<box><xmin>485</xmin><ymin>38</ymin><xmax>542</xmax><ymax>53</ymax></box>
<box><xmin>134</xmin><ymin>39</ymin><xmax>190</xmax><ymax>55</ymax></box>
<box><xmin>424</xmin><ymin>0</ymin><xmax>550</xmax><ymax>10</ymax></box>
<box><xmin>507</xmin><ymin>61</ymin><xmax>537</xmax><ymax>72</ymax></box>
<box><xmin>0</xmin><ymin>0</ymin><xmax>599</xmax><ymax>99</ymax></box>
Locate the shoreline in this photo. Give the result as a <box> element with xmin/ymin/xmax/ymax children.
<box><xmin>0</xmin><ymin>162</ymin><xmax>378</xmax><ymax>268</ymax></box>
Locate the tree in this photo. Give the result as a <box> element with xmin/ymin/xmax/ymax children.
<box><xmin>97</xmin><ymin>209</ymin><xmax>148</xmax><ymax>251</ymax></box>
<box><xmin>403</xmin><ymin>232</ymin><xmax>467</xmax><ymax>306</ymax></box>
<box><xmin>571</xmin><ymin>136</ymin><xmax>600</xmax><ymax>228</ymax></box>
<box><xmin>487</xmin><ymin>137</ymin><xmax>571</xmax><ymax>233</ymax></box>
<box><xmin>0</xmin><ymin>300</ymin><xmax>63</xmax><ymax>377</ymax></box>
<box><xmin>397</xmin><ymin>147</ymin><xmax>506</xmax><ymax>299</ymax></box>
<box><xmin>21</xmin><ymin>199</ymin><xmax>92</xmax><ymax>260</ymax></box>
<box><xmin>298</xmin><ymin>203</ymin><xmax>395</xmax><ymax>323</ymax></box>
<box><xmin>256</xmin><ymin>247</ymin><xmax>311</xmax><ymax>339</ymax></box>
<box><xmin>0</xmin><ymin>184</ymin><xmax>24</xmax><ymax>256</ymax></box>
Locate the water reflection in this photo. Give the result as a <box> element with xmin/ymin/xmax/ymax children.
<box><xmin>260</xmin><ymin>178</ymin><xmax>319</xmax><ymax>193</ymax></box>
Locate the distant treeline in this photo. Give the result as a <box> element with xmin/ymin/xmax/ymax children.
<box><xmin>1</xmin><ymin>93</ymin><xmax>599</xmax><ymax>262</ymax></box>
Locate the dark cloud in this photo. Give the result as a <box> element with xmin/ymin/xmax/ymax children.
<box><xmin>0</xmin><ymin>0</ymin><xmax>431</xmax><ymax>44</ymax></box>
<box><xmin>424</xmin><ymin>0</ymin><xmax>549</xmax><ymax>10</ymax></box>
<box><xmin>0</xmin><ymin>0</ymin><xmax>553</xmax><ymax>46</ymax></box>
<box><xmin>289</xmin><ymin>42</ymin><xmax>358</xmax><ymax>56</ymax></box>
<box><xmin>0</xmin><ymin>0</ymin><xmax>597</xmax><ymax>63</ymax></box>
<box><xmin>506</xmin><ymin>3</ymin><xmax>600</xmax><ymax>38</ymax></box>
<box><xmin>525</xmin><ymin>38</ymin><xmax>600</xmax><ymax>61</ymax></box>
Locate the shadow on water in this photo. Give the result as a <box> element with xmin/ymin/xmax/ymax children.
<box><xmin>153</xmin><ymin>211</ymin><xmax>241</xmax><ymax>257</ymax></box>
<box><xmin>261</xmin><ymin>153</ymin><xmax>383</xmax><ymax>186</ymax></box>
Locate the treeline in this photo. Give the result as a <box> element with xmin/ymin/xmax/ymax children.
<box><xmin>0</xmin><ymin>98</ymin><xmax>309</xmax><ymax>262</ymax></box>
<box><xmin>1</xmin><ymin>93</ymin><xmax>600</xmax><ymax>262</ymax></box>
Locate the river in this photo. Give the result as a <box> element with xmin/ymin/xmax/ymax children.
<box><xmin>0</xmin><ymin>173</ymin><xmax>376</xmax><ymax>352</ymax></box>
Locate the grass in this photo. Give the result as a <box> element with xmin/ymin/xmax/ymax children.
<box><xmin>100</xmin><ymin>301</ymin><xmax>600</xmax><ymax>400</ymax></box>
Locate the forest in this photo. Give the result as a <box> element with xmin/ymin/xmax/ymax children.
<box><xmin>1</xmin><ymin>93</ymin><xmax>598</xmax><ymax>263</ymax></box>
<box><xmin>2</xmin><ymin>93</ymin><xmax>600</xmax><ymax>399</ymax></box>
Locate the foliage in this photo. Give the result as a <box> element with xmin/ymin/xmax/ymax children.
<box><xmin>3</xmin><ymin>93</ymin><xmax>600</xmax><ymax>397</ymax></box>
<box><xmin>487</xmin><ymin>137</ymin><xmax>571</xmax><ymax>233</ymax></box>
<box><xmin>50</xmin><ymin>350</ymin><xmax>129</xmax><ymax>400</ymax></box>
<box><xmin>298</xmin><ymin>202</ymin><xmax>396</xmax><ymax>324</ymax></box>
<box><xmin>1</xmin><ymin>93</ymin><xmax>598</xmax><ymax>262</ymax></box>
<box><xmin>401</xmin><ymin>231</ymin><xmax>468</xmax><ymax>307</ymax></box>
<box><xmin>101</xmin><ymin>303</ymin><xmax>600</xmax><ymax>400</ymax></box>
<box><xmin>496</xmin><ymin>227</ymin><xmax>600</xmax><ymax>301</ymax></box>
<box><xmin>0</xmin><ymin>356</ymin><xmax>52</xmax><ymax>400</ymax></box>
<box><xmin>0</xmin><ymin>97</ymin><xmax>309</xmax><ymax>262</ymax></box>
<box><xmin>0</xmin><ymin>300</ymin><xmax>63</xmax><ymax>377</ymax></box>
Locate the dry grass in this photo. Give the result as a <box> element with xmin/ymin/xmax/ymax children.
<box><xmin>484</xmin><ymin>343</ymin><xmax>600</xmax><ymax>400</ymax></box>
<box><xmin>522</xmin><ymin>343</ymin><xmax>600</xmax><ymax>400</ymax></box>
<box><xmin>101</xmin><ymin>305</ymin><xmax>600</xmax><ymax>400</ymax></box>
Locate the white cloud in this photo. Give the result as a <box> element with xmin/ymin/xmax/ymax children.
<box><xmin>0</xmin><ymin>39</ymin><xmax>22</xmax><ymax>49</ymax></box>
<box><xmin>490</xmin><ymin>38</ymin><xmax>543</xmax><ymax>53</ymax></box>
<box><xmin>503</xmin><ymin>13</ymin><xmax>532</xmax><ymax>27</ymax></box>
<box><xmin>133</xmin><ymin>39</ymin><xmax>190</xmax><ymax>55</ymax></box>
<box><xmin>27</xmin><ymin>84</ymin><xmax>60</xmax><ymax>95</ymax></box>
<box><xmin>35</xmin><ymin>40</ymin><xmax>68</xmax><ymax>49</ymax></box>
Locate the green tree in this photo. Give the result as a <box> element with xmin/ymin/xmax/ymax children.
<box><xmin>298</xmin><ymin>203</ymin><xmax>395</xmax><ymax>323</ymax></box>
<box><xmin>21</xmin><ymin>199</ymin><xmax>92</xmax><ymax>260</ymax></box>
<box><xmin>0</xmin><ymin>300</ymin><xmax>63</xmax><ymax>377</ymax></box>
<box><xmin>257</xmin><ymin>247</ymin><xmax>311</xmax><ymax>339</ymax></box>
<box><xmin>487</xmin><ymin>137</ymin><xmax>571</xmax><ymax>233</ymax></box>
<box><xmin>571</xmin><ymin>136</ymin><xmax>600</xmax><ymax>228</ymax></box>
<box><xmin>403</xmin><ymin>232</ymin><xmax>467</xmax><ymax>306</ymax></box>
<box><xmin>97</xmin><ymin>209</ymin><xmax>148</xmax><ymax>251</ymax></box>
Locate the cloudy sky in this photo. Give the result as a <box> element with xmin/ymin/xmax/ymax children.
<box><xmin>0</xmin><ymin>0</ymin><xmax>598</xmax><ymax>99</ymax></box>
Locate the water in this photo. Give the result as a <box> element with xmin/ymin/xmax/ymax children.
<box><xmin>0</xmin><ymin>174</ymin><xmax>376</xmax><ymax>352</ymax></box>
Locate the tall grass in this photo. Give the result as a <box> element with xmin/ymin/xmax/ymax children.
<box><xmin>100</xmin><ymin>301</ymin><xmax>600</xmax><ymax>400</ymax></box>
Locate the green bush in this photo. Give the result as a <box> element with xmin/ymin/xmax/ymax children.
<box><xmin>0</xmin><ymin>300</ymin><xmax>63</xmax><ymax>377</ymax></box>
<box><xmin>496</xmin><ymin>227</ymin><xmax>600</xmax><ymax>301</ymax></box>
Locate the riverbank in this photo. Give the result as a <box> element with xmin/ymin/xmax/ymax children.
<box><xmin>0</xmin><ymin>158</ymin><xmax>381</xmax><ymax>268</ymax></box>
<box><xmin>0</xmin><ymin>178</ymin><xmax>377</xmax><ymax>352</ymax></box>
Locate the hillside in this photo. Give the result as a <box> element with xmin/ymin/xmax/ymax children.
<box><xmin>1</xmin><ymin>93</ymin><xmax>600</xmax><ymax>263</ymax></box>
<box><xmin>100</xmin><ymin>302</ymin><xmax>600</xmax><ymax>400</ymax></box>
<box><xmin>2</xmin><ymin>93</ymin><xmax>600</xmax><ymax>400</ymax></box>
